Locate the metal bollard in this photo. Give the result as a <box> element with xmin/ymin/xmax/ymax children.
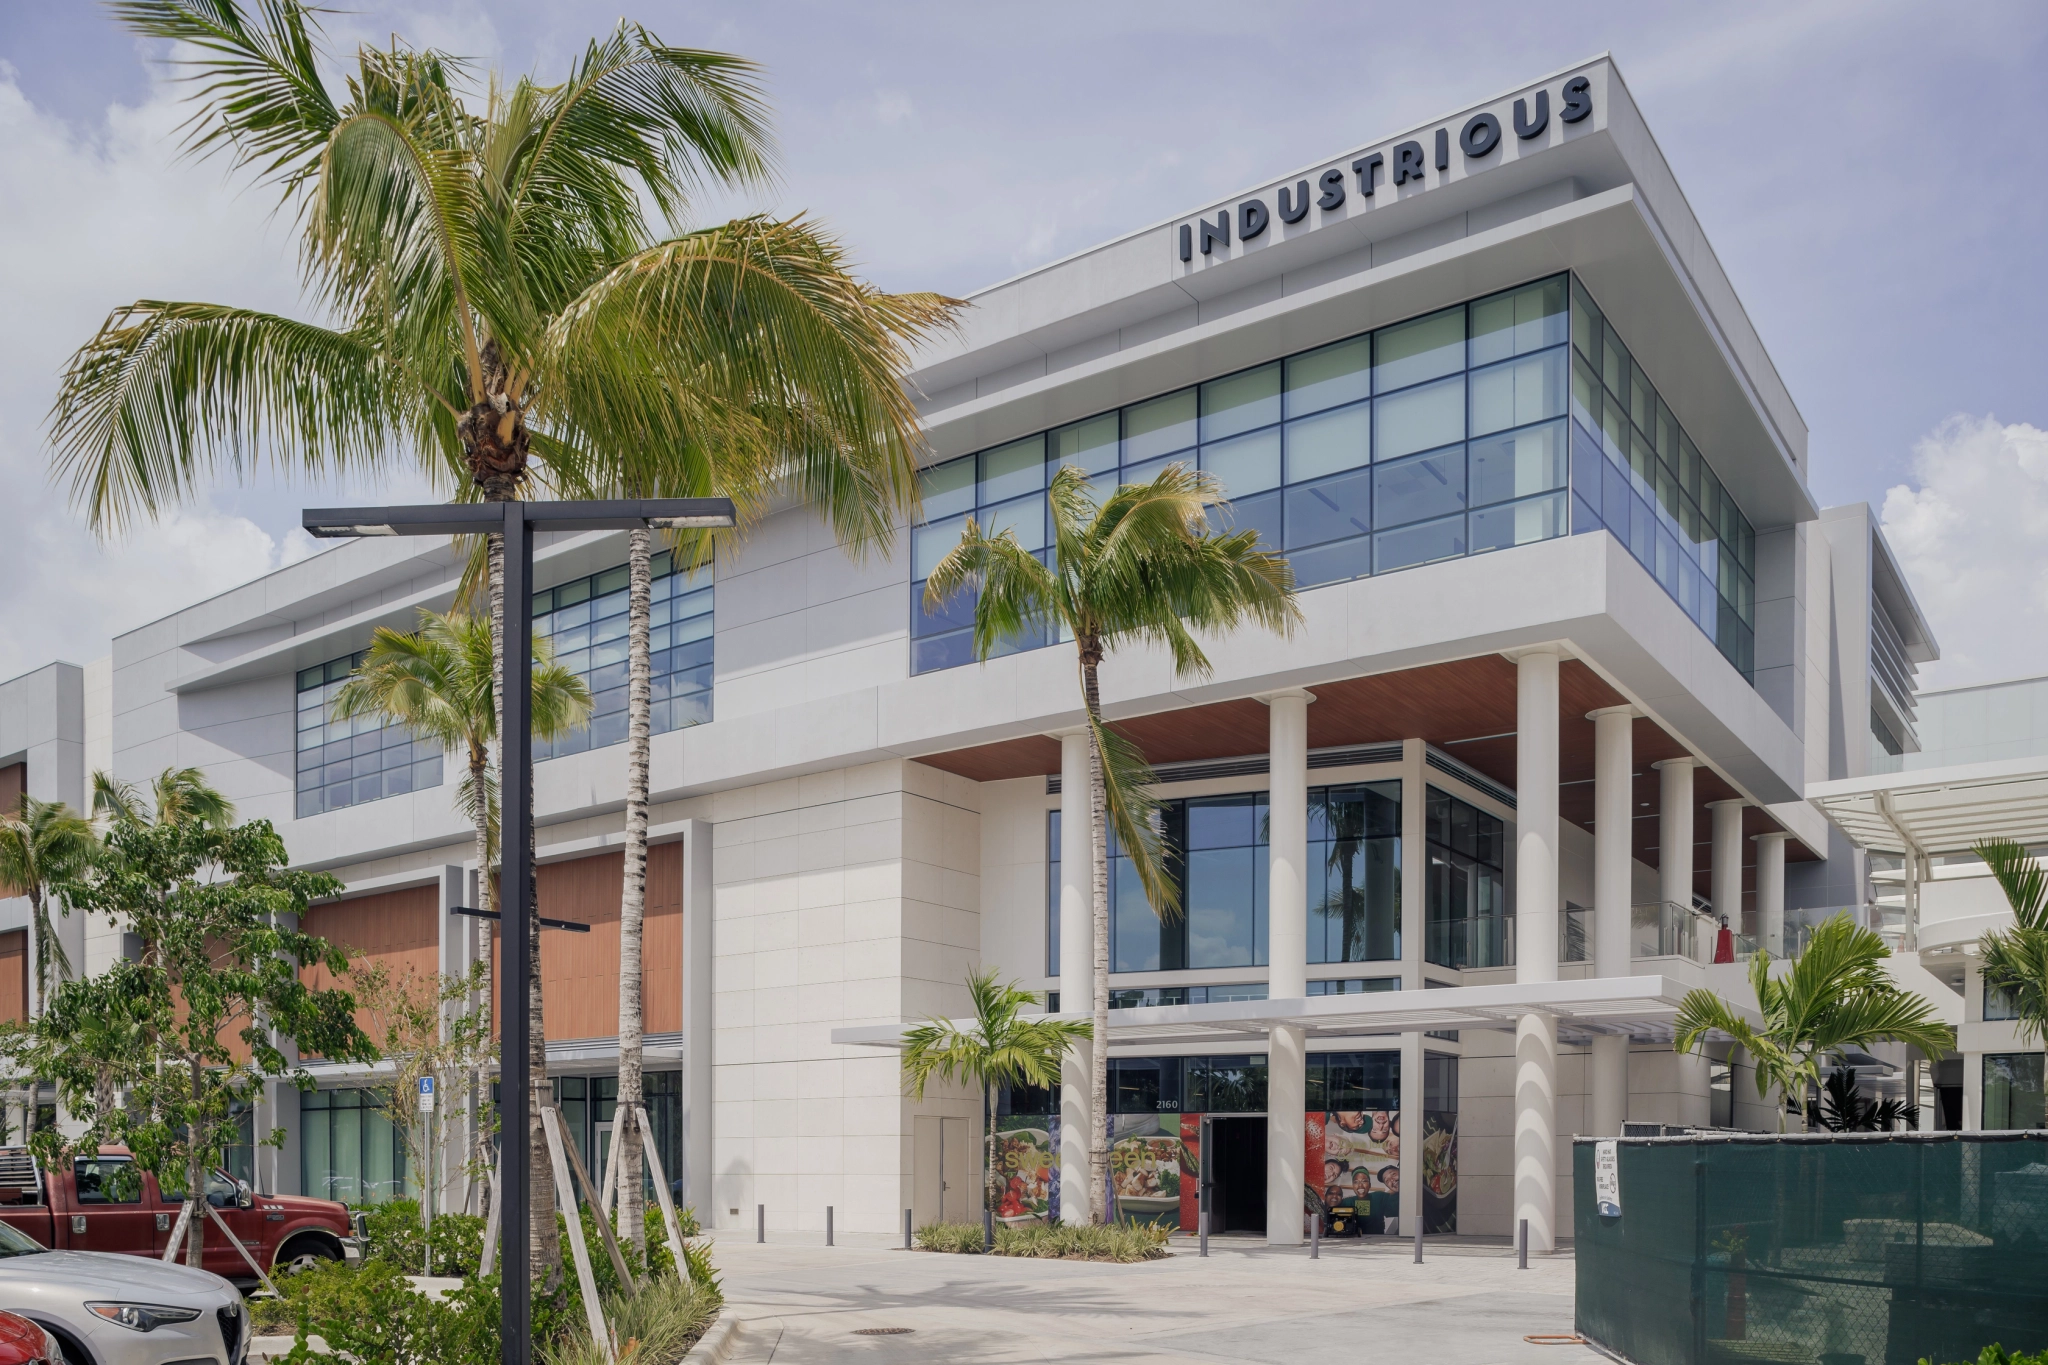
<box><xmin>1413</xmin><ymin>1217</ymin><xmax>1423</xmax><ymax>1263</ymax></box>
<box><xmin>903</xmin><ymin>1208</ymin><xmax>912</xmax><ymax>1249</ymax></box>
<box><xmin>1309</xmin><ymin>1210</ymin><xmax>1320</xmax><ymax>1260</ymax></box>
<box><xmin>1199</xmin><ymin>1210</ymin><xmax>1209</xmax><ymax>1258</ymax></box>
<box><xmin>826</xmin><ymin>1205</ymin><xmax>834</xmax><ymax>1246</ymax></box>
<box><xmin>1517</xmin><ymin>1217</ymin><xmax>1528</xmax><ymax>1269</ymax></box>
<box><xmin>983</xmin><ymin>1203</ymin><xmax>993</xmax><ymax>1252</ymax></box>
<box><xmin>757</xmin><ymin>1203</ymin><xmax>765</xmax><ymax>1244</ymax></box>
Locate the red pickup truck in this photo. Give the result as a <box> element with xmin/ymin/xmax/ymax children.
<box><xmin>0</xmin><ymin>1148</ymin><xmax>358</xmax><ymax>1286</ymax></box>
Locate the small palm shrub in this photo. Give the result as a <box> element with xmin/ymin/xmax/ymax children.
<box><xmin>914</xmin><ymin>1221</ymin><xmax>987</xmax><ymax>1254</ymax></box>
<box><xmin>994</xmin><ymin>1220</ymin><xmax>1170</xmax><ymax>1262</ymax></box>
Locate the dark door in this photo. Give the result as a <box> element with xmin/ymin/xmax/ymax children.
<box><xmin>1209</xmin><ymin>1118</ymin><xmax>1266</xmax><ymax>1234</ymax></box>
<box><xmin>71</xmin><ymin>1156</ymin><xmax>154</xmax><ymax>1255</ymax></box>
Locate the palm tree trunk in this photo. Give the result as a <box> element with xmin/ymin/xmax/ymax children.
<box><xmin>469</xmin><ymin>742</ymin><xmax>495</xmax><ymax>1219</ymax></box>
<box><xmin>1082</xmin><ymin>654</ymin><xmax>1110</xmax><ymax>1226</ymax></box>
<box><xmin>617</xmin><ymin>527</ymin><xmax>652</xmax><ymax>1257</ymax></box>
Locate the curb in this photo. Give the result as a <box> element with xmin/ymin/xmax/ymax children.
<box><xmin>680</xmin><ymin>1312</ymin><xmax>780</xmax><ymax>1364</ymax></box>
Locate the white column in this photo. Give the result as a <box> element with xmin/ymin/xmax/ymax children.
<box><xmin>1263</xmin><ymin>690</ymin><xmax>1311</xmax><ymax>1246</ymax></box>
<box><xmin>1709</xmin><ymin>800</ymin><xmax>1747</xmax><ymax>937</ymax></box>
<box><xmin>1514</xmin><ymin>649</ymin><xmax>1560</xmax><ymax>1252</ymax></box>
<box><xmin>1755</xmin><ymin>833</ymin><xmax>1788</xmax><ymax>957</ymax></box>
<box><xmin>1056</xmin><ymin>730</ymin><xmax>1094</xmax><ymax>1226</ymax></box>
<box><xmin>1589</xmin><ymin>705</ymin><xmax>1636</xmax><ymax>1138</ymax></box>
<box><xmin>1655</xmin><ymin>759</ymin><xmax>1697</xmax><ymax>913</ymax></box>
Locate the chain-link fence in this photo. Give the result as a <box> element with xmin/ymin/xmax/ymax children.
<box><xmin>1574</xmin><ymin>1133</ymin><xmax>2048</xmax><ymax>1365</ymax></box>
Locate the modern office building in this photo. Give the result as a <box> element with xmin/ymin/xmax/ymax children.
<box><xmin>0</xmin><ymin>54</ymin><xmax>2010</xmax><ymax>1246</ymax></box>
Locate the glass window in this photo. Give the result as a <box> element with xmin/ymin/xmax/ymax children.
<box><xmin>1200</xmin><ymin>363</ymin><xmax>1281</xmax><ymax>443</ymax></box>
<box><xmin>1984</xmin><ymin>1053</ymin><xmax>2046</xmax><ymax>1130</ymax></box>
<box><xmin>1052</xmin><ymin>415</ymin><xmax>1119</xmax><ymax>475</ymax></box>
<box><xmin>1469</xmin><ymin>277</ymin><xmax>1568</xmax><ymax>367</ymax></box>
<box><xmin>1374</xmin><ymin>376</ymin><xmax>1465</xmax><ymax>462</ymax></box>
<box><xmin>1182</xmin><ymin>794</ymin><xmax>1267</xmax><ymax>970</ymax></box>
<box><xmin>296</xmin><ymin>648</ymin><xmax>444</xmax><ymax>819</ymax></box>
<box><xmin>74</xmin><ymin>1157</ymin><xmax>141</xmax><ymax>1204</ymax></box>
<box><xmin>1123</xmin><ymin>389</ymin><xmax>1197</xmax><ymax>463</ymax></box>
<box><xmin>1285</xmin><ymin>336</ymin><xmax>1371</xmax><ymax>418</ymax></box>
<box><xmin>1309</xmin><ymin>782</ymin><xmax>1401</xmax><ymax>963</ymax></box>
<box><xmin>1987</xmin><ymin>978</ymin><xmax>2021</xmax><ymax>1021</ymax></box>
<box><xmin>1111</xmin><ymin>1057</ymin><xmax>1183</xmax><ymax>1114</ymax></box>
<box><xmin>1375</xmin><ymin>515</ymin><xmax>1465</xmax><ymax>573</ymax></box>
<box><xmin>1374</xmin><ymin>307</ymin><xmax>1465</xmax><ymax>393</ymax></box>
<box><xmin>1285</xmin><ymin>468</ymin><xmax>1373</xmax><ymax>550</ymax></box>
<box><xmin>1468</xmin><ymin>349</ymin><xmax>1566</xmax><ymax>438</ymax></box>
<box><xmin>980</xmin><ymin>435</ymin><xmax>1045</xmax><ymax>503</ymax></box>
<box><xmin>1306</xmin><ymin>978</ymin><xmax>1401</xmax><ymax>996</ymax></box>
<box><xmin>920</xmin><ymin>456</ymin><xmax>975</xmax><ymax>519</ymax></box>
<box><xmin>535</xmin><ymin>554</ymin><xmax>714</xmax><ymax>762</ymax></box>
<box><xmin>1470</xmin><ymin>422</ymin><xmax>1566</xmax><ymax>508</ymax></box>
<box><xmin>1425</xmin><ymin>787</ymin><xmax>1508</xmax><ymax>969</ymax></box>
<box><xmin>1374</xmin><ymin>447</ymin><xmax>1466</xmax><ymax>530</ymax></box>
<box><xmin>1202</xmin><ymin>428</ymin><xmax>1282</xmax><ymax>499</ymax></box>
<box><xmin>984</xmin><ymin>493</ymin><xmax>1047</xmax><ymax>552</ymax></box>
<box><xmin>1284</xmin><ymin>402</ymin><xmax>1370</xmax><ymax>484</ymax></box>
<box><xmin>1471</xmin><ymin>491</ymin><xmax>1568</xmax><ymax>555</ymax></box>
<box><xmin>300</xmin><ymin>1087</ymin><xmax>413</xmax><ymax>1205</ymax></box>
<box><xmin>1188</xmin><ymin>1055</ymin><xmax>1267</xmax><ymax>1113</ymax></box>
<box><xmin>1307</xmin><ymin>1051</ymin><xmax>1400</xmax><ymax>1109</ymax></box>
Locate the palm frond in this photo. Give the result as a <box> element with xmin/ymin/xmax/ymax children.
<box><xmin>1978</xmin><ymin>838</ymin><xmax>2048</xmax><ymax>930</ymax></box>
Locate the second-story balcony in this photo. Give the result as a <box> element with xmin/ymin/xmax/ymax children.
<box><xmin>1427</xmin><ymin>901</ymin><xmax>1762</xmax><ymax>971</ymax></box>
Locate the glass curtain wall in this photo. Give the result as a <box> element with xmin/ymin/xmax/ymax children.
<box><xmin>1984</xmin><ymin>1054</ymin><xmax>2047</xmax><ymax>1130</ymax></box>
<box><xmin>1423</xmin><ymin>787</ymin><xmax>1508</xmax><ymax>969</ymax></box>
<box><xmin>533</xmin><ymin>552</ymin><xmax>713</xmax><ymax>762</ymax></box>
<box><xmin>911</xmin><ymin>272</ymin><xmax>1759</xmax><ymax>682</ymax></box>
<box><xmin>300</xmin><ymin>1088</ymin><xmax>413</xmax><ymax>1205</ymax></box>
<box><xmin>296</xmin><ymin>652</ymin><xmax>444</xmax><ymax>817</ymax></box>
<box><xmin>1107</xmin><ymin>782</ymin><xmax>1401</xmax><ymax>974</ymax></box>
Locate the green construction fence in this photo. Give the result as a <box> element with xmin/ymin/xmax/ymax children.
<box><xmin>1574</xmin><ymin>1132</ymin><xmax>2048</xmax><ymax>1365</ymax></box>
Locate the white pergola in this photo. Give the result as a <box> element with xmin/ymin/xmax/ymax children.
<box><xmin>1809</xmin><ymin>756</ymin><xmax>2048</xmax><ymax>858</ymax></box>
<box><xmin>832</xmin><ymin>975</ymin><xmax>1735</xmax><ymax>1051</ymax></box>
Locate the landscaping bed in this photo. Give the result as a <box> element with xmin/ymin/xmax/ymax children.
<box><xmin>913</xmin><ymin>1220</ymin><xmax>1169</xmax><ymax>1262</ymax></box>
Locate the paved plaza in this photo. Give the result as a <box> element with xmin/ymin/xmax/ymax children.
<box><xmin>703</xmin><ymin>1232</ymin><xmax>1602</xmax><ymax>1364</ymax></box>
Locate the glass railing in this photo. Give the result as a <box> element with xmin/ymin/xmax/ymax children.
<box><xmin>1431</xmin><ymin>906</ymin><xmax>1593</xmax><ymax>970</ymax></box>
<box><xmin>1632</xmin><ymin>901</ymin><xmax>1756</xmax><ymax>965</ymax></box>
<box><xmin>1782</xmin><ymin>905</ymin><xmax>1876</xmax><ymax>958</ymax></box>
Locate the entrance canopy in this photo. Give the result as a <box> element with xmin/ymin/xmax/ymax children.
<box><xmin>833</xmin><ymin>975</ymin><xmax>1733</xmax><ymax>1050</ymax></box>
<box><xmin>1809</xmin><ymin>757</ymin><xmax>2048</xmax><ymax>857</ymax></box>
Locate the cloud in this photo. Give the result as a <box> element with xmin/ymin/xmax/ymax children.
<box><xmin>1881</xmin><ymin>414</ymin><xmax>2048</xmax><ymax>690</ymax></box>
<box><xmin>0</xmin><ymin>65</ymin><xmax>433</xmax><ymax>682</ymax></box>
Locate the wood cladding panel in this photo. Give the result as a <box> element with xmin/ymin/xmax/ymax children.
<box><xmin>0</xmin><ymin>765</ymin><xmax>22</xmax><ymax>898</ymax></box>
<box><xmin>302</xmin><ymin>885</ymin><xmax>441</xmax><ymax>1055</ymax></box>
<box><xmin>525</xmin><ymin>844</ymin><xmax>682</xmax><ymax>1042</ymax></box>
<box><xmin>0</xmin><ymin>931</ymin><xmax>25</xmax><ymax>1025</ymax></box>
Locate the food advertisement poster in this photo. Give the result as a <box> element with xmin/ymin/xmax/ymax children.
<box><xmin>994</xmin><ymin>1115</ymin><xmax>1057</xmax><ymax>1227</ymax></box>
<box><xmin>1422</xmin><ymin>1109</ymin><xmax>1459</xmax><ymax>1234</ymax></box>
<box><xmin>1107</xmin><ymin>1113</ymin><xmax>1185</xmax><ymax>1227</ymax></box>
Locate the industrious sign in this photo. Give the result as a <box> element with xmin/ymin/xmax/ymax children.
<box><xmin>1175</xmin><ymin>72</ymin><xmax>1594</xmax><ymax>265</ymax></box>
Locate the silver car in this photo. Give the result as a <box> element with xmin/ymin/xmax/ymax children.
<box><xmin>0</xmin><ymin>1221</ymin><xmax>244</xmax><ymax>1365</ymax></box>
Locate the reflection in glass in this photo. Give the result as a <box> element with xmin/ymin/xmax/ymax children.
<box><xmin>1284</xmin><ymin>402</ymin><xmax>1370</xmax><ymax>483</ymax></box>
<box><xmin>1201</xmin><ymin>429</ymin><xmax>1281</xmax><ymax>498</ymax></box>
<box><xmin>1375</xmin><ymin>375</ymin><xmax>1466</xmax><ymax>462</ymax></box>
<box><xmin>1200</xmin><ymin>363</ymin><xmax>1281</xmax><ymax>442</ymax></box>
<box><xmin>1123</xmin><ymin>389</ymin><xmax>1198</xmax><ymax>463</ymax></box>
<box><xmin>1374</xmin><ymin>447</ymin><xmax>1466</xmax><ymax>529</ymax></box>
<box><xmin>1285</xmin><ymin>336</ymin><xmax>1371</xmax><ymax>418</ymax></box>
<box><xmin>1374</xmin><ymin>307</ymin><xmax>1466</xmax><ymax>393</ymax></box>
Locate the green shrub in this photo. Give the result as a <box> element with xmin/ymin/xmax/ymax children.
<box><xmin>992</xmin><ymin>1220</ymin><xmax>1170</xmax><ymax>1262</ymax></box>
<box><xmin>1923</xmin><ymin>1349</ymin><xmax>2048</xmax><ymax>1365</ymax></box>
<box><xmin>276</xmin><ymin>1260</ymin><xmax>500</xmax><ymax>1365</ymax></box>
<box><xmin>913</xmin><ymin>1221</ymin><xmax>987</xmax><ymax>1254</ymax></box>
<box><xmin>358</xmin><ymin>1200</ymin><xmax>486</xmax><ymax>1277</ymax></box>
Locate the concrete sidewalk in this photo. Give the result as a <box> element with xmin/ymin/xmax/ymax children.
<box><xmin>704</xmin><ymin>1232</ymin><xmax>1600</xmax><ymax>1363</ymax></box>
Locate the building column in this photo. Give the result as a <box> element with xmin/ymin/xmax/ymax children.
<box><xmin>1056</xmin><ymin>730</ymin><xmax>1095</xmax><ymax>1226</ymax></box>
<box><xmin>1515</xmin><ymin>649</ymin><xmax>1560</xmax><ymax>1253</ymax></box>
<box><xmin>1263</xmin><ymin>690</ymin><xmax>1312</xmax><ymax>1246</ymax></box>
<box><xmin>1755</xmin><ymin>833</ymin><xmax>1788</xmax><ymax>957</ymax></box>
<box><xmin>1708</xmin><ymin>800</ymin><xmax>1747</xmax><ymax>939</ymax></box>
<box><xmin>1654</xmin><ymin>759</ymin><xmax>1697</xmax><ymax>914</ymax></box>
<box><xmin>1589</xmin><ymin>705</ymin><xmax>1636</xmax><ymax>1137</ymax></box>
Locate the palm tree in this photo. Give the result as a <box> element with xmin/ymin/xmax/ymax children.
<box><xmin>92</xmin><ymin>768</ymin><xmax>235</xmax><ymax>830</ymax></box>
<box><xmin>0</xmin><ymin>796</ymin><xmax>97</xmax><ymax>1014</ymax></box>
<box><xmin>1974</xmin><ymin>838</ymin><xmax>2048</xmax><ymax>1046</ymax></box>
<box><xmin>1675</xmin><ymin>912</ymin><xmax>1954</xmax><ymax>1130</ymax></box>
<box><xmin>332</xmin><ymin>608</ymin><xmax>591</xmax><ymax>1212</ymax></box>
<box><xmin>924</xmin><ymin>462</ymin><xmax>1299</xmax><ymax>1220</ymax></box>
<box><xmin>901</xmin><ymin>969</ymin><xmax>1092</xmax><ymax>1242</ymax></box>
<box><xmin>52</xmin><ymin>2</ymin><xmax>959</xmax><ymax>1278</ymax></box>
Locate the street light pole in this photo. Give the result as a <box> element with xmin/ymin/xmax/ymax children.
<box><xmin>304</xmin><ymin>499</ymin><xmax>733</xmax><ymax>1365</ymax></box>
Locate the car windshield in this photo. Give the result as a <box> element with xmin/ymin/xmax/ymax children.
<box><xmin>0</xmin><ymin>1220</ymin><xmax>46</xmax><ymax>1257</ymax></box>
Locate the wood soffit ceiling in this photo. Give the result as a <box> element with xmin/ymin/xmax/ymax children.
<box><xmin>911</xmin><ymin>655</ymin><xmax>1817</xmax><ymax>870</ymax></box>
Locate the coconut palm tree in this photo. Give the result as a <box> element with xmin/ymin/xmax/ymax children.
<box><xmin>0</xmin><ymin>796</ymin><xmax>97</xmax><ymax>1018</ymax></box>
<box><xmin>1675</xmin><ymin>912</ymin><xmax>1954</xmax><ymax>1130</ymax></box>
<box><xmin>332</xmin><ymin>607</ymin><xmax>591</xmax><ymax>1210</ymax></box>
<box><xmin>1974</xmin><ymin>838</ymin><xmax>2048</xmax><ymax>1045</ymax></box>
<box><xmin>92</xmin><ymin>767</ymin><xmax>235</xmax><ymax>830</ymax></box>
<box><xmin>52</xmin><ymin>1</ymin><xmax>957</xmax><ymax>1283</ymax></box>
<box><xmin>923</xmin><ymin>462</ymin><xmax>1299</xmax><ymax>1220</ymax></box>
<box><xmin>901</xmin><ymin>969</ymin><xmax>1092</xmax><ymax>1243</ymax></box>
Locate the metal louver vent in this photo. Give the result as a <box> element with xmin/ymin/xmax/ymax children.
<box><xmin>1045</xmin><ymin>742</ymin><xmax>1404</xmax><ymax>794</ymax></box>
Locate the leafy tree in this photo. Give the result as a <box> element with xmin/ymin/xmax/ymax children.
<box><xmin>0</xmin><ymin>795</ymin><xmax>97</xmax><ymax>1012</ymax></box>
<box><xmin>36</xmin><ymin>812</ymin><xmax>374</xmax><ymax>1265</ymax></box>
<box><xmin>901</xmin><ymin>970</ymin><xmax>1091</xmax><ymax>1239</ymax></box>
<box><xmin>923</xmin><ymin>462</ymin><xmax>1298</xmax><ymax>1219</ymax></box>
<box><xmin>56</xmin><ymin>0</ymin><xmax>957</xmax><ymax>1283</ymax></box>
<box><xmin>1675</xmin><ymin>912</ymin><xmax>1953</xmax><ymax>1131</ymax></box>
<box><xmin>1974</xmin><ymin>838</ymin><xmax>2048</xmax><ymax>1044</ymax></box>
<box><xmin>332</xmin><ymin>608</ymin><xmax>590</xmax><ymax>1212</ymax></box>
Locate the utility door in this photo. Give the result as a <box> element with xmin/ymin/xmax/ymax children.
<box><xmin>912</xmin><ymin>1117</ymin><xmax>943</xmax><ymax>1227</ymax></box>
<box><xmin>939</xmin><ymin>1117</ymin><xmax>969</xmax><ymax>1224</ymax></box>
<box><xmin>70</xmin><ymin>1155</ymin><xmax>154</xmax><ymax>1256</ymax></box>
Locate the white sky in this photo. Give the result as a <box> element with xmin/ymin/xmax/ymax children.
<box><xmin>0</xmin><ymin>0</ymin><xmax>2043</xmax><ymax>689</ymax></box>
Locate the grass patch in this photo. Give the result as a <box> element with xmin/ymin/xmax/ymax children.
<box><xmin>541</xmin><ymin>1274</ymin><xmax>723</xmax><ymax>1365</ymax></box>
<box><xmin>914</xmin><ymin>1220</ymin><xmax>1170</xmax><ymax>1262</ymax></box>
